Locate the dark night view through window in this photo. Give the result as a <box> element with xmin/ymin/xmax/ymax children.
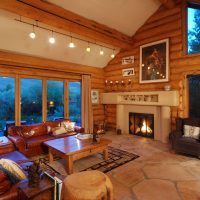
<box><xmin>47</xmin><ymin>80</ymin><xmax>64</xmax><ymax>121</ymax></box>
<box><xmin>0</xmin><ymin>77</ymin><xmax>15</xmax><ymax>136</ymax></box>
<box><xmin>188</xmin><ymin>4</ymin><xmax>200</xmax><ymax>54</ymax></box>
<box><xmin>21</xmin><ymin>78</ymin><xmax>42</xmax><ymax>124</ymax></box>
<box><xmin>0</xmin><ymin>76</ymin><xmax>81</xmax><ymax>136</ymax></box>
<box><xmin>69</xmin><ymin>82</ymin><xmax>81</xmax><ymax>126</ymax></box>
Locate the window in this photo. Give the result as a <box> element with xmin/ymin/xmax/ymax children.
<box><xmin>0</xmin><ymin>77</ymin><xmax>15</xmax><ymax>135</ymax></box>
<box><xmin>69</xmin><ymin>82</ymin><xmax>81</xmax><ymax>126</ymax></box>
<box><xmin>47</xmin><ymin>80</ymin><xmax>64</xmax><ymax>121</ymax></box>
<box><xmin>188</xmin><ymin>75</ymin><xmax>200</xmax><ymax>118</ymax></box>
<box><xmin>21</xmin><ymin>78</ymin><xmax>42</xmax><ymax>124</ymax></box>
<box><xmin>0</xmin><ymin>73</ymin><xmax>81</xmax><ymax>134</ymax></box>
<box><xmin>187</xmin><ymin>3</ymin><xmax>200</xmax><ymax>54</ymax></box>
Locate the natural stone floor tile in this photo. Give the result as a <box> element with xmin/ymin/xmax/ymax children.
<box><xmin>143</xmin><ymin>151</ymin><xmax>192</xmax><ymax>164</ymax></box>
<box><xmin>143</xmin><ymin>164</ymin><xmax>197</xmax><ymax>181</ymax></box>
<box><xmin>132</xmin><ymin>179</ymin><xmax>181</xmax><ymax>200</ymax></box>
<box><xmin>113</xmin><ymin>166</ymin><xmax>144</xmax><ymax>187</ymax></box>
<box><xmin>103</xmin><ymin>132</ymin><xmax>200</xmax><ymax>200</ymax></box>
<box><xmin>177</xmin><ymin>181</ymin><xmax>200</xmax><ymax>200</ymax></box>
<box><xmin>180</xmin><ymin>160</ymin><xmax>200</xmax><ymax>179</ymax></box>
<box><xmin>107</xmin><ymin>175</ymin><xmax>135</xmax><ymax>200</ymax></box>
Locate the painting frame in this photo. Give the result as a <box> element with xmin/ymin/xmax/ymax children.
<box><xmin>139</xmin><ymin>38</ymin><xmax>169</xmax><ymax>84</ymax></box>
<box><xmin>91</xmin><ymin>89</ymin><xmax>99</xmax><ymax>104</ymax></box>
<box><xmin>122</xmin><ymin>68</ymin><xmax>135</xmax><ymax>77</ymax></box>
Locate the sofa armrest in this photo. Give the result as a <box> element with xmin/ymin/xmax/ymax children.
<box><xmin>75</xmin><ymin>126</ymin><xmax>84</xmax><ymax>133</ymax></box>
<box><xmin>170</xmin><ymin>131</ymin><xmax>183</xmax><ymax>140</ymax></box>
<box><xmin>7</xmin><ymin>135</ymin><xmax>26</xmax><ymax>152</ymax></box>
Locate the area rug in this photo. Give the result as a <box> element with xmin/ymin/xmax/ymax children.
<box><xmin>30</xmin><ymin>146</ymin><xmax>139</xmax><ymax>176</ymax></box>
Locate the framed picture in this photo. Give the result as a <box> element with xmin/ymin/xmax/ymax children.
<box><xmin>91</xmin><ymin>90</ymin><xmax>99</xmax><ymax>104</ymax></box>
<box><xmin>122</xmin><ymin>56</ymin><xmax>134</xmax><ymax>65</ymax></box>
<box><xmin>122</xmin><ymin>68</ymin><xmax>135</xmax><ymax>77</ymax></box>
<box><xmin>139</xmin><ymin>39</ymin><xmax>169</xmax><ymax>83</ymax></box>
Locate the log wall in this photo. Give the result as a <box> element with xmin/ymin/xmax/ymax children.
<box><xmin>104</xmin><ymin>2</ymin><xmax>199</xmax><ymax>130</ymax></box>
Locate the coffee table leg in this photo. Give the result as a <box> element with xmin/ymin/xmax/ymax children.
<box><xmin>49</xmin><ymin>149</ymin><xmax>53</xmax><ymax>163</ymax></box>
<box><xmin>66</xmin><ymin>155</ymin><xmax>73</xmax><ymax>175</ymax></box>
<box><xmin>103</xmin><ymin>147</ymin><xmax>108</xmax><ymax>160</ymax></box>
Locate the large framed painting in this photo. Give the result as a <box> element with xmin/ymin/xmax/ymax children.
<box><xmin>139</xmin><ymin>39</ymin><xmax>169</xmax><ymax>83</ymax></box>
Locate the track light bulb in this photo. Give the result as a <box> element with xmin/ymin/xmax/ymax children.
<box><xmin>29</xmin><ymin>32</ymin><xmax>36</xmax><ymax>39</ymax></box>
<box><xmin>69</xmin><ymin>36</ymin><xmax>75</xmax><ymax>48</ymax></box>
<box><xmin>111</xmin><ymin>49</ymin><xmax>115</xmax><ymax>58</ymax></box>
<box><xmin>49</xmin><ymin>31</ymin><xmax>55</xmax><ymax>44</ymax></box>
<box><xmin>111</xmin><ymin>53</ymin><xmax>115</xmax><ymax>58</ymax></box>
<box><xmin>86</xmin><ymin>46</ymin><xmax>91</xmax><ymax>52</ymax></box>
<box><xmin>29</xmin><ymin>25</ymin><xmax>36</xmax><ymax>39</ymax></box>
<box><xmin>49</xmin><ymin>37</ymin><xmax>55</xmax><ymax>44</ymax></box>
<box><xmin>100</xmin><ymin>49</ymin><xmax>104</xmax><ymax>55</ymax></box>
<box><xmin>69</xmin><ymin>42</ymin><xmax>75</xmax><ymax>48</ymax></box>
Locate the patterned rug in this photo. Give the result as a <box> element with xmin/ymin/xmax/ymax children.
<box><xmin>30</xmin><ymin>146</ymin><xmax>139</xmax><ymax>176</ymax></box>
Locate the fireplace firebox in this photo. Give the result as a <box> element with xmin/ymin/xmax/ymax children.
<box><xmin>129</xmin><ymin>112</ymin><xmax>154</xmax><ymax>138</ymax></box>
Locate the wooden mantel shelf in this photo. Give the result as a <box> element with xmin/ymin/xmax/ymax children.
<box><xmin>101</xmin><ymin>90</ymin><xmax>179</xmax><ymax>107</ymax></box>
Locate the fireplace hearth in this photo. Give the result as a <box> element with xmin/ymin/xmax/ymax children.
<box><xmin>129</xmin><ymin>112</ymin><xmax>154</xmax><ymax>138</ymax></box>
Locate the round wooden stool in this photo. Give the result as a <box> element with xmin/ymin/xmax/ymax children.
<box><xmin>61</xmin><ymin>170</ymin><xmax>113</xmax><ymax>200</ymax></box>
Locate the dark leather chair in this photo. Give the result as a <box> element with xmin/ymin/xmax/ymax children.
<box><xmin>170</xmin><ymin>117</ymin><xmax>200</xmax><ymax>157</ymax></box>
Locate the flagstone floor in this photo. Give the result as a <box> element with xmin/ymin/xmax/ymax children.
<box><xmin>103</xmin><ymin>132</ymin><xmax>200</xmax><ymax>200</ymax></box>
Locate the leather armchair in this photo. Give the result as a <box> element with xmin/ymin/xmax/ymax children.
<box><xmin>0</xmin><ymin>151</ymin><xmax>32</xmax><ymax>200</ymax></box>
<box><xmin>170</xmin><ymin>117</ymin><xmax>200</xmax><ymax>157</ymax></box>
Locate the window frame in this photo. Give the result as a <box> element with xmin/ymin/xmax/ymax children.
<box><xmin>0</xmin><ymin>72</ymin><xmax>81</xmax><ymax>126</ymax></box>
<box><xmin>183</xmin><ymin>0</ymin><xmax>200</xmax><ymax>56</ymax></box>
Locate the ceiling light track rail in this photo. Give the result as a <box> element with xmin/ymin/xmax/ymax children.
<box><xmin>16</xmin><ymin>0</ymin><xmax>121</xmax><ymax>41</ymax></box>
<box><xmin>15</xmin><ymin>17</ymin><xmax>116</xmax><ymax>57</ymax></box>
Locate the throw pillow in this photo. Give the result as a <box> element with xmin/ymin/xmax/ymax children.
<box><xmin>47</xmin><ymin>126</ymin><xmax>52</xmax><ymax>133</ymax></box>
<box><xmin>23</xmin><ymin>129</ymin><xmax>35</xmax><ymax>138</ymax></box>
<box><xmin>183</xmin><ymin>125</ymin><xmax>200</xmax><ymax>140</ymax></box>
<box><xmin>0</xmin><ymin>159</ymin><xmax>27</xmax><ymax>183</ymax></box>
<box><xmin>61</xmin><ymin>122</ymin><xmax>76</xmax><ymax>132</ymax></box>
<box><xmin>52</xmin><ymin>127</ymin><xmax>66</xmax><ymax>135</ymax></box>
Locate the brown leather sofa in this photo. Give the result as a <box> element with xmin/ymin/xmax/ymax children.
<box><xmin>0</xmin><ymin>150</ymin><xmax>32</xmax><ymax>200</ymax></box>
<box><xmin>7</xmin><ymin>119</ymin><xmax>84</xmax><ymax>157</ymax></box>
<box><xmin>170</xmin><ymin>117</ymin><xmax>200</xmax><ymax>157</ymax></box>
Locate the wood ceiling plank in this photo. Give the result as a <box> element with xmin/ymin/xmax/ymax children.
<box><xmin>159</xmin><ymin>0</ymin><xmax>176</xmax><ymax>9</ymax></box>
<box><xmin>0</xmin><ymin>0</ymin><xmax>132</xmax><ymax>49</ymax></box>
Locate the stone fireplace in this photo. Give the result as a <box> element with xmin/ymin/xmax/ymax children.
<box><xmin>101</xmin><ymin>90</ymin><xmax>179</xmax><ymax>143</ymax></box>
<box><xmin>129</xmin><ymin>112</ymin><xmax>154</xmax><ymax>138</ymax></box>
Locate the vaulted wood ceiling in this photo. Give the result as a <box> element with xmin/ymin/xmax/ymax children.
<box><xmin>0</xmin><ymin>0</ymin><xmax>176</xmax><ymax>67</ymax></box>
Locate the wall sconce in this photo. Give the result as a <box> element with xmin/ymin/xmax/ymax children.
<box><xmin>105</xmin><ymin>79</ymin><xmax>132</xmax><ymax>91</ymax></box>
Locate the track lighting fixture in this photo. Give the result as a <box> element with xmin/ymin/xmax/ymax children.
<box><xmin>49</xmin><ymin>31</ymin><xmax>55</xmax><ymax>44</ymax></box>
<box><xmin>29</xmin><ymin>25</ymin><xmax>36</xmax><ymax>39</ymax></box>
<box><xmin>100</xmin><ymin>47</ymin><xmax>104</xmax><ymax>55</ymax></box>
<box><xmin>86</xmin><ymin>42</ymin><xmax>91</xmax><ymax>52</ymax></box>
<box><xmin>69</xmin><ymin>36</ymin><xmax>75</xmax><ymax>48</ymax></box>
<box><xmin>17</xmin><ymin>17</ymin><xmax>118</xmax><ymax>57</ymax></box>
<box><xmin>111</xmin><ymin>49</ymin><xmax>115</xmax><ymax>58</ymax></box>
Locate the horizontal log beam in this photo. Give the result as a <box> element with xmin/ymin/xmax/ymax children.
<box><xmin>159</xmin><ymin>0</ymin><xmax>176</xmax><ymax>9</ymax></box>
<box><xmin>0</xmin><ymin>0</ymin><xmax>132</xmax><ymax>49</ymax></box>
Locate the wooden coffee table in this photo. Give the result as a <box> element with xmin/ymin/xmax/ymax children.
<box><xmin>43</xmin><ymin>136</ymin><xmax>112</xmax><ymax>175</ymax></box>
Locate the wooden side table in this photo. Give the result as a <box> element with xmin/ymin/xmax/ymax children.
<box><xmin>0</xmin><ymin>136</ymin><xmax>15</xmax><ymax>154</ymax></box>
<box><xmin>18</xmin><ymin>175</ymin><xmax>55</xmax><ymax>200</ymax></box>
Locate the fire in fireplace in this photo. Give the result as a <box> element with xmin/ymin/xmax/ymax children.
<box><xmin>129</xmin><ymin>112</ymin><xmax>154</xmax><ymax>138</ymax></box>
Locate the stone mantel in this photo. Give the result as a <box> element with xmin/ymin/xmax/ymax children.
<box><xmin>101</xmin><ymin>90</ymin><xmax>179</xmax><ymax>107</ymax></box>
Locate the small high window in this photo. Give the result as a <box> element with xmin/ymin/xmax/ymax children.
<box><xmin>187</xmin><ymin>3</ymin><xmax>200</xmax><ymax>54</ymax></box>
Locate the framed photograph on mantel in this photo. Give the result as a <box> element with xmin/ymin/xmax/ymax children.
<box><xmin>139</xmin><ymin>39</ymin><xmax>169</xmax><ymax>84</ymax></box>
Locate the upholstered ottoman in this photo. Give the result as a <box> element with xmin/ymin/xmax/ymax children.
<box><xmin>61</xmin><ymin>170</ymin><xmax>113</xmax><ymax>200</ymax></box>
